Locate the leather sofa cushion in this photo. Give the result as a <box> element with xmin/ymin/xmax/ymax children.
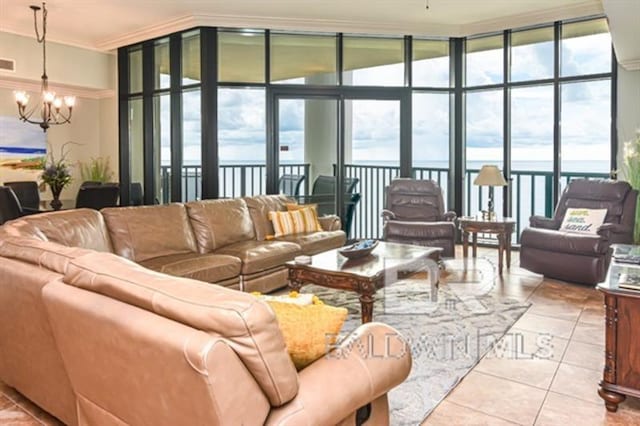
<box><xmin>215</xmin><ymin>240</ymin><xmax>301</xmax><ymax>274</ymax></box>
<box><xmin>244</xmin><ymin>195</ymin><xmax>293</xmax><ymax>241</ymax></box>
<box><xmin>0</xmin><ymin>236</ymin><xmax>93</xmax><ymax>274</ymax></box>
<box><xmin>102</xmin><ymin>204</ymin><xmax>198</xmax><ymax>262</ymax></box>
<box><xmin>186</xmin><ymin>199</ymin><xmax>255</xmax><ymax>253</ymax></box>
<box><xmin>10</xmin><ymin>209</ymin><xmax>113</xmax><ymax>253</ymax></box>
<box><xmin>520</xmin><ymin>227</ymin><xmax>608</xmax><ymax>255</ymax></box>
<box><xmin>384</xmin><ymin>221</ymin><xmax>456</xmax><ymax>239</ymax></box>
<box><xmin>277</xmin><ymin>231</ymin><xmax>346</xmax><ymax>255</ymax></box>
<box><xmin>63</xmin><ymin>251</ymin><xmax>299</xmax><ymax>406</ymax></box>
<box><xmin>140</xmin><ymin>252</ymin><xmax>241</xmax><ymax>283</ymax></box>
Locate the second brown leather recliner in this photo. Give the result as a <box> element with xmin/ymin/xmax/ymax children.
<box><xmin>382</xmin><ymin>179</ymin><xmax>457</xmax><ymax>257</ymax></box>
<box><xmin>520</xmin><ymin>179</ymin><xmax>638</xmax><ymax>284</ymax></box>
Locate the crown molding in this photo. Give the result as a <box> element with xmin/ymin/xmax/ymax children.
<box><xmin>96</xmin><ymin>14</ymin><xmax>199</xmax><ymax>51</ymax></box>
<box><xmin>0</xmin><ymin>27</ymin><xmax>116</xmax><ymax>54</ymax></box>
<box><xmin>97</xmin><ymin>13</ymin><xmax>461</xmax><ymax>50</ymax></box>
<box><xmin>0</xmin><ymin>75</ymin><xmax>115</xmax><ymax>99</ymax></box>
<box><xmin>462</xmin><ymin>1</ymin><xmax>604</xmax><ymax>36</ymax></box>
<box><xmin>619</xmin><ymin>58</ymin><xmax>640</xmax><ymax>71</ymax></box>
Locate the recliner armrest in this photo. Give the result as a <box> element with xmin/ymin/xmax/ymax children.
<box><xmin>265</xmin><ymin>322</ymin><xmax>411</xmax><ymax>425</ymax></box>
<box><xmin>381</xmin><ymin>209</ymin><xmax>396</xmax><ymax>221</ymax></box>
<box><xmin>442</xmin><ymin>211</ymin><xmax>457</xmax><ymax>222</ymax></box>
<box><xmin>597</xmin><ymin>223</ymin><xmax>633</xmax><ymax>242</ymax></box>
<box><xmin>530</xmin><ymin>215</ymin><xmax>559</xmax><ymax>230</ymax></box>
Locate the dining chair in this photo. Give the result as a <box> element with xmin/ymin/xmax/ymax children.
<box><xmin>75</xmin><ymin>185</ymin><xmax>120</xmax><ymax>210</ymax></box>
<box><xmin>3</xmin><ymin>181</ymin><xmax>40</xmax><ymax>212</ymax></box>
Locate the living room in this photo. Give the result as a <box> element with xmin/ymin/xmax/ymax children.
<box><xmin>1</xmin><ymin>0</ymin><xmax>640</xmax><ymax>425</ymax></box>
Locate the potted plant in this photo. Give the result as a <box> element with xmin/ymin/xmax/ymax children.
<box><xmin>40</xmin><ymin>142</ymin><xmax>75</xmax><ymax>210</ymax></box>
<box><xmin>622</xmin><ymin>129</ymin><xmax>640</xmax><ymax>243</ymax></box>
<box><xmin>79</xmin><ymin>157</ymin><xmax>114</xmax><ymax>184</ymax></box>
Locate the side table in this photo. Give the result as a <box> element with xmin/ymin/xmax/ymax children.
<box><xmin>458</xmin><ymin>216</ymin><xmax>515</xmax><ymax>274</ymax></box>
<box><xmin>597</xmin><ymin>244</ymin><xmax>640</xmax><ymax>412</ymax></box>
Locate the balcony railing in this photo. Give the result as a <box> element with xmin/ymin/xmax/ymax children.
<box><xmin>160</xmin><ymin>164</ymin><xmax>608</xmax><ymax>242</ymax></box>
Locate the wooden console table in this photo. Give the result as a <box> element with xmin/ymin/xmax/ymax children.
<box><xmin>597</xmin><ymin>244</ymin><xmax>640</xmax><ymax>412</ymax></box>
<box><xmin>458</xmin><ymin>216</ymin><xmax>515</xmax><ymax>274</ymax></box>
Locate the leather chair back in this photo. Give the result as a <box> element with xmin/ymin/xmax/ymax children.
<box><xmin>76</xmin><ymin>185</ymin><xmax>120</xmax><ymax>210</ymax></box>
<box><xmin>4</xmin><ymin>181</ymin><xmax>40</xmax><ymax>210</ymax></box>
<box><xmin>0</xmin><ymin>186</ymin><xmax>24</xmax><ymax>224</ymax></box>
<box><xmin>384</xmin><ymin>179</ymin><xmax>445</xmax><ymax>222</ymax></box>
<box><xmin>554</xmin><ymin>179</ymin><xmax>636</xmax><ymax>227</ymax></box>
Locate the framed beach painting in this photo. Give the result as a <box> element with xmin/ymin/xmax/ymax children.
<box><xmin>0</xmin><ymin>116</ymin><xmax>46</xmax><ymax>183</ymax></box>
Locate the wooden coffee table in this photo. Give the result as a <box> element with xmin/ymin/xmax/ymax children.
<box><xmin>286</xmin><ymin>242</ymin><xmax>442</xmax><ymax>323</ymax></box>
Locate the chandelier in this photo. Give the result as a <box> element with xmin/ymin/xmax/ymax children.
<box><xmin>14</xmin><ymin>2</ymin><xmax>75</xmax><ymax>132</ymax></box>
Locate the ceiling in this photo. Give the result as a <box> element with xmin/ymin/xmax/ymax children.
<box><xmin>0</xmin><ymin>0</ymin><xmax>605</xmax><ymax>51</ymax></box>
<box><xmin>0</xmin><ymin>0</ymin><xmax>637</xmax><ymax>70</ymax></box>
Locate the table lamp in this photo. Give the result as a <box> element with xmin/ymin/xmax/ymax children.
<box><xmin>473</xmin><ymin>165</ymin><xmax>507</xmax><ymax>220</ymax></box>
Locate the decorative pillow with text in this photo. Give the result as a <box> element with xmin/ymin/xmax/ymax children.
<box><xmin>559</xmin><ymin>208</ymin><xmax>607</xmax><ymax>234</ymax></box>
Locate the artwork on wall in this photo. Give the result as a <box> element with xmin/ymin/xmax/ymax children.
<box><xmin>0</xmin><ymin>115</ymin><xmax>46</xmax><ymax>183</ymax></box>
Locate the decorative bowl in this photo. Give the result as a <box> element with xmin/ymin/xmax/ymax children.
<box><xmin>338</xmin><ymin>240</ymin><xmax>379</xmax><ymax>259</ymax></box>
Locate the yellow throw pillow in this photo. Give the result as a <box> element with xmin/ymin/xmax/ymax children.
<box><xmin>268</xmin><ymin>207</ymin><xmax>322</xmax><ymax>237</ymax></box>
<box><xmin>266</xmin><ymin>300</ymin><xmax>348</xmax><ymax>370</ymax></box>
<box><xmin>285</xmin><ymin>202</ymin><xmax>318</xmax><ymax>212</ymax></box>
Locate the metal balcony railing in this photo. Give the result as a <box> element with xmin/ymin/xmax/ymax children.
<box><xmin>160</xmin><ymin>164</ymin><xmax>609</xmax><ymax>242</ymax></box>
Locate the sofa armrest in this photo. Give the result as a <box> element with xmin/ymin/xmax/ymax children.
<box><xmin>265</xmin><ymin>322</ymin><xmax>411</xmax><ymax>425</ymax></box>
<box><xmin>442</xmin><ymin>211</ymin><xmax>457</xmax><ymax>222</ymax></box>
<box><xmin>381</xmin><ymin>209</ymin><xmax>396</xmax><ymax>221</ymax></box>
<box><xmin>318</xmin><ymin>215</ymin><xmax>341</xmax><ymax>232</ymax></box>
<box><xmin>530</xmin><ymin>215</ymin><xmax>559</xmax><ymax>230</ymax></box>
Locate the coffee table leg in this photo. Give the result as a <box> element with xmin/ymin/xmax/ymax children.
<box><xmin>359</xmin><ymin>292</ymin><xmax>374</xmax><ymax>324</ymax></box>
<box><xmin>288</xmin><ymin>275</ymin><xmax>303</xmax><ymax>292</ymax></box>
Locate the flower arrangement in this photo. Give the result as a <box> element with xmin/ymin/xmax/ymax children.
<box><xmin>41</xmin><ymin>141</ymin><xmax>76</xmax><ymax>209</ymax></box>
<box><xmin>622</xmin><ymin>129</ymin><xmax>640</xmax><ymax>243</ymax></box>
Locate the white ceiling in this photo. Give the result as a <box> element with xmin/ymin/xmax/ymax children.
<box><xmin>0</xmin><ymin>0</ymin><xmax>606</xmax><ymax>51</ymax></box>
<box><xmin>0</xmin><ymin>0</ymin><xmax>637</xmax><ymax>69</ymax></box>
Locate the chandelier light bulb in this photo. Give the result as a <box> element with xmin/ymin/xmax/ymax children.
<box><xmin>43</xmin><ymin>91</ymin><xmax>55</xmax><ymax>104</ymax></box>
<box><xmin>53</xmin><ymin>98</ymin><xmax>62</xmax><ymax>109</ymax></box>
<box><xmin>64</xmin><ymin>96</ymin><xmax>76</xmax><ymax>108</ymax></box>
<box><xmin>14</xmin><ymin>91</ymin><xmax>29</xmax><ymax>106</ymax></box>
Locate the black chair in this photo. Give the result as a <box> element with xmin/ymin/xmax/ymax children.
<box><xmin>4</xmin><ymin>181</ymin><xmax>40</xmax><ymax>212</ymax></box>
<box><xmin>278</xmin><ymin>174</ymin><xmax>305</xmax><ymax>197</ymax></box>
<box><xmin>75</xmin><ymin>185</ymin><xmax>120</xmax><ymax>210</ymax></box>
<box><xmin>310</xmin><ymin>175</ymin><xmax>360</xmax><ymax>216</ymax></box>
<box><xmin>0</xmin><ymin>186</ymin><xmax>34</xmax><ymax>224</ymax></box>
<box><xmin>130</xmin><ymin>183</ymin><xmax>144</xmax><ymax>206</ymax></box>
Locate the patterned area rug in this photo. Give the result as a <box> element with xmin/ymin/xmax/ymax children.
<box><xmin>300</xmin><ymin>257</ymin><xmax>532</xmax><ymax>425</ymax></box>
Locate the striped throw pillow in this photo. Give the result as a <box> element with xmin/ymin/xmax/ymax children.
<box><xmin>268</xmin><ymin>207</ymin><xmax>322</xmax><ymax>237</ymax></box>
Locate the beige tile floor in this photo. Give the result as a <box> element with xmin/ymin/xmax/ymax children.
<box><xmin>424</xmin><ymin>246</ymin><xmax>640</xmax><ymax>426</ymax></box>
<box><xmin>1</xmin><ymin>245</ymin><xmax>638</xmax><ymax>425</ymax></box>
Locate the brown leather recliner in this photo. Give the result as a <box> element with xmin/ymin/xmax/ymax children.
<box><xmin>520</xmin><ymin>179</ymin><xmax>638</xmax><ymax>285</ymax></box>
<box><xmin>382</xmin><ymin>179</ymin><xmax>457</xmax><ymax>257</ymax></box>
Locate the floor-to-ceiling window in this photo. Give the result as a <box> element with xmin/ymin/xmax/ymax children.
<box><xmin>118</xmin><ymin>17</ymin><xmax>615</xmax><ymax>241</ymax></box>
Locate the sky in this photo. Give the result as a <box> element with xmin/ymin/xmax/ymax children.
<box><xmin>158</xmin><ymin>28</ymin><xmax>612</xmax><ymax>174</ymax></box>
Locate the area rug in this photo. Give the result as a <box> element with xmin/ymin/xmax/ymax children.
<box><xmin>300</xmin><ymin>257</ymin><xmax>532</xmax><ymax>425</ymax></box>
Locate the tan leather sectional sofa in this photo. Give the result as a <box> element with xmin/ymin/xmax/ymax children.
<box><xmin>0</xmin><ymin>195</ymin><xmax>412</xmax><ymax>425</ymax></box>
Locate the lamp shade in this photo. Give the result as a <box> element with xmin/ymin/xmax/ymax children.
<box><xmin>473</xmin><ymin>165</ymin><xmax>507</xmax><ymax>186</ymax></box>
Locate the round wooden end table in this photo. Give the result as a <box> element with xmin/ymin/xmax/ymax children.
<box><xmin>458</xmin><ymin>216</ymin><xmax>516</xmax><ymax>274</ymax></box>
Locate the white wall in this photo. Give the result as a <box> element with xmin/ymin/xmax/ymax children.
<box><xmin>617</xmin><ymin>66</ymin><xmax>640</xmax><ymax>171</ymax></box>
<box><xmin>0</xmin><ymin>31</ymin><xmax>118</xmax><ymax>201</ymax></box>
